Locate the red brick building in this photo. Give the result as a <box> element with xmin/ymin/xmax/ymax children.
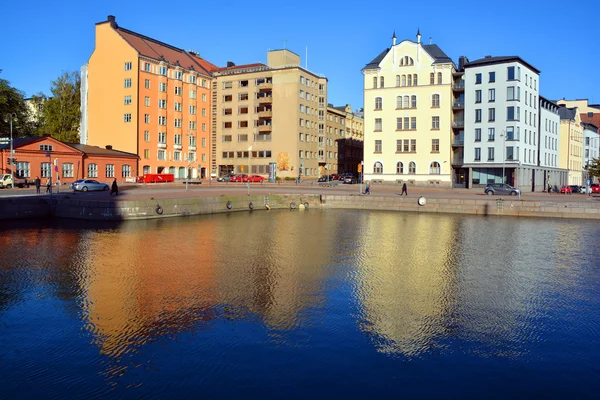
<box><xmin>0</xmin><ymin>135</ymin><xmax>138</xmax><ymax>184</ymax></box>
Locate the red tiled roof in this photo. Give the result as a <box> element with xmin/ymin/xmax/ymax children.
<box><xmin>215</xmin><ymin>63</ymin><xmax>266</xmax><ymax>71</ymax></box>
<box><xmin>116</xmin><ymin>27</ymin><xmax>216</xmax><ymax>75</ymax></box>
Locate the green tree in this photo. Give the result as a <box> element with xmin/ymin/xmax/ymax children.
<box><xmin>42</xmin><ymin>71</ymin><xmax>81</xmax><ymax>143</ymax></box>
<box><xmin>29</xmin><ymin>92</ymin><xmax>48</xmax><ymax>135</ymax></box>
<box><xmin>587</xmin><ymin>157</ymin><xmax>600</xmax><ymax>180</ymax></box>
<box><xmin>0</xmin><ymin>70</ymin><xmax>31</xmax><ymax>138</ymax></box>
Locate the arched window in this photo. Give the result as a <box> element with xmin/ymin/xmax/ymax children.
<box><xmin>408</xmin><ymin>75</ymin><xmax>412</xmax><ymax>86</ymax></box>
<box><xmin>380</xmin><ymin>76</ymin><xmax>385</xmax><ymax>88</ymax></box>
<box><xmin>430</xmin><ymin>73</ymin><xmax>435</xmax><ymax>85</ymax></box>
<box><xmin>432</xmin><ymin>94</ymin><xmax>440</xmax><ymax>107</ymax></box>
<box><xmin>404</xmin><ymin>96</ymin><xmax>410</xmax><ymax>108</ymax></box>
<box><xmin>413</xmin><ymin>74</ymin><xmax>418</xmax><ymax>86</ymax></box>
<box><xmin>411</xmin><ymin>95</ymin><xmax>417</xmax><ymax>108</ymax></box>
<box><xmin>396</xmin><ymin>96</ymin><xmax>403</xmax><ymax>109</ymax></box>
<box><xmin>375</xmin><ymin>97</ymin><xmax>382</xmax><ymax>110</ymax></box>
<box><xmin>437</xmin><ymin>72</ymin><xmax>442</xmax><ymax>84</ymax></box>
<box><xmin>409</xmin><ymin>162</ymin><xmax>416</xmax><ymax>174</ymax></box>
<box><xmin>396</xmin><ymin>162</ymin><xmax>404</xmax><ymax>174</ymax></box>
<box><xmin>429</xmin><ymin>162</ymin><xmax>441</xmax><ymax>174</ymax></box>
<box><xmin>374</xmin><ymin>162</ymin><xmax>383</xmax><ymax>174</ymax></box>
<box><xmin>396</xmin><ymin>75</ymin><xmax>401</xmax><ymax>87</ymax></box>
<box><xmin>143</xmin><ymin>165</ymin><xmax>151</xmax><ymax>174</ymax></box>
<box><xmin>402</xmin><ymin>75</ymin><xmax>406</xmax><ymax>86</ymax></box>
<box><xmin>373</xmin><ymin>77</ymin><xmax>377</xmax><ymax>88</ymax></box>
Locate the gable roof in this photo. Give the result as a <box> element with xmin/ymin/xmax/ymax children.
<box><xmin>0</xmin><ymin>136</ymin><xmax>137</xmax><ymax>158</ymax></box>
<box><xmin>363</xmin><ymin>48</ymin><xmax>390</xmax><ymax>70</ymax></box>
<box><xmin>0</xmin><ymin>136</ymin><xmax>47</xmax><ymax>150</ymax></box>
<box><xmin>465</xmin><ymin>56</ymin><xmax>540</xmax><ymax>73</ymax></box>
<box><xmin>421</xmin><ymin>44</ymin><xmax>453</xmax><ymax>64</ymax></box>
<box><xmin>558</xmin><ymin>106</ymin><xmax>577</xmax><ymax>121</ymax></box>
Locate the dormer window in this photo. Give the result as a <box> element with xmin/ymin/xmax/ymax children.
<box><xmin>399</xmin><ymin>56</ymin><xmax>414</xmax><ymax>66</ymax></box>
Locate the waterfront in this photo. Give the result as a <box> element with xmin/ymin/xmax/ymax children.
<box><xmin>1</xmin><ymin>210</ymin><xmax>599</xmax><ymax>398</ymax></box>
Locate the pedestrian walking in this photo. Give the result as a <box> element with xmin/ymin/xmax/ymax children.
<box><xmin>110</xmin><ymin>178</ymin><xmax>119</xmax><ymax>196</ymax></box>
<box><xmin>547</xmin><ymin>183</ymin><xmax>552</xmax><ymax>193</ymax></box>
<box><xmin>34</xmin><ymin>176</ymin><xmax>41</xmax><ymax>194</ymax></box>
<box><xmin>45</xmin><ymin>177</ymin><xmax>51</xmax><ymax>194</ymax></box>
<box><xmin>401</xmin><ymin>183</ymin><xmax>408</xmax><ymax>196</ymax></box>
<box><xmin>365</xmin><ymin>181</ymin><xmax>371</xmax><ymax>195</ymax></box>
<box><xmin>56</xmin><ymin>177</ymin><xmax>61</xmax><ymax>194</ymax></box>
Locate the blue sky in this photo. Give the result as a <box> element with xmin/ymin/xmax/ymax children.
<box><xmin>2</xmin><ymin>0</ymin><xmax>599</xmax><ymax>110</ymax></box>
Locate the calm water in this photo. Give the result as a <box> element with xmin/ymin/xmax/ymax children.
<box><xmin>1</xmin><ymin>210</ymin><xmax>599</xmax><ymax>399</ymax></box>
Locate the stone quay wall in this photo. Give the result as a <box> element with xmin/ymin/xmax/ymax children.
<box><xmin>0</xmin><ymin>194</ymin><xmax>599</xmax><ymax>221</ymax></box>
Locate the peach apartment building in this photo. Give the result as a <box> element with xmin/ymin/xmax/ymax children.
<box><xmin>81</xmin><ymin>15</ymin><xmax>216</xmax><ymax>179</ymax></box>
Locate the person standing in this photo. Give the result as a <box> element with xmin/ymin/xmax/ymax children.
<box><xmin>401</xmin><ymin>183</ymin><xmax>408</xmax><ymax>196</ymax></box>
<box><xmin>547</xmin><ymin>182</ymin><xmax>552</xmax><ymax>193</ymax></box>
<box><xmin>34</xmin><ymin>176</ymin><xmax>41</xmax><ymax>194</ymax></box>
<box><xmin>45</xmin><ymin>177</ymin><xmax>51</xmax><ymax>194</ymax></box>
<box><xmin>110</xmin><ymin>178</ymin><xmax>119</xmax><ymax>196</ymax></box>
<box><xmin>365</xmin><ymin>181</ymin><xmax>371</xmax><ymax>195</ymax></box>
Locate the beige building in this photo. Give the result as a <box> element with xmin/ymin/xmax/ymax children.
<box><xmin>212</xmin><ymin>49</ymin><xmax>328</xmax><ymax>179</ymax></box>
<box><xmin>362</xmin><ymin>31</ymin><xmax>455</xmax><ymax>187</ymax></box>
<box><xmin>329</xmin><ymin>104</ymin><xmax>364</xmax><ymax>175</ymax></box>
<box><xmin>558</xmin><ymin>106</ymin><xmax>584</xmax><ymax>185</ymax></box>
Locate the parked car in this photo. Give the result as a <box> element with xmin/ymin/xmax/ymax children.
<box><xmin>229</xmin><ymin>174</ymin><xmax>247</xmax><ymax>183</ymax></box>
<box><xmin>568</xmin><ymin>185</ymin><xmax>584</xmax><ymax>194</ymax></box>
<box><xmin>329</xmin><ymin>174</ymin><xmax>340</xmax><ymax>181</ymax></box>
<box><xmin>343</xmin><ymin>175</ymin><xmax>358</xmax><ymax>184</ymax></box>
<box><xmin>484</xmin><ymin>183</ymin><xmax>520</xmax><ymax>196</ymax></box>
<box><xmin>217</xmin><ymin>173</ymin><xmax>235</xmax><ymax>182</ymax></box>
<box><xmin>71</xmin><ymin>179</ymin><xmax>109</xmax><ymax>192</ymax></box>
<box><xmin>591</xmin><ymin>184</ymin><xmax>600</xmax><ymax>193</ymax></box>
<box><xmin>247</xmin><ymin>175</ymin><xmax>264</xmax><ymax>183</ymax></box>
<box><xmin>560</xmin><ymin>185</ymin><xmax>572</xmax><ymax>194</ymax></box>
<box><xmin>339</xmin><ymin>173</ymin><xmax>353</xmax><ymax>181</ymax></box>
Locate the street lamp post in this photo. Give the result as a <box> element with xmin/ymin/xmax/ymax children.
<box><xmin>5</xmin><ymin>113</ymin><xmax>16</xmax><ymax>190</ymax></box>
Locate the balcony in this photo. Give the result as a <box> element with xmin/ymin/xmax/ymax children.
<box><xmin>173</xmin><ymin>144</ymin><xmax>182</xmax><ymax>150</ymax></box>
<box><xmin>453</xmin><ymin>82</ymin><xmax>465</xmax><ymax>91</ymax></box>
<box><xmin>452</xmin><ymin>101</ymin><xmax>464</xmax><ymax>109</ymax></box>
<box><xmin>188</xmin><ymin>146</ymin><xmax>196</xmax><ymax>151</ymax></box>
<box><xmin>258</xmin><ymin>110</ymin><xmax>272</xmax><ymax>118</ymax></box>
<box><xmin>257</xmin><ymin>95</ymin><xmax>272</xmax><ymax>104</ymax></box>
<box><xmin>254</xmin><ymin>133</ymin><xmax>272</xmax><ymax>142</ymax></box>
<box><xmin>258</xmin><ymin>124</ymin><xmax>272</xmax><ymax>132</ymax></box>
<box><xmin>452</xmin><ymin>120</ymin><xmax>464</xmax><ymax>128</ymax></box>
<box><xmin>258</xmin><ymin>82</ymin><xmax>273</xmax><ymax>90</ymax></box>
<box><xmin>452</xmin><ymin>157</ymin><xmax>464</xmax><ymax>165</ymax></box>
<box><xmin>158</xmin><ymin>143</ymin><xmax>167</xmax><ymax>149</ymax></box>
<box><xmin>452</xmin><ymin>139</ymin><xmax>464</xmax><ymax>147</ymax></box>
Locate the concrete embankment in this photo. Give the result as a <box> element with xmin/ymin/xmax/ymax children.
<box><xmin>1</xmin><ymin>194</ymin><xmax>600</xmax><ymax>221</ymax></box>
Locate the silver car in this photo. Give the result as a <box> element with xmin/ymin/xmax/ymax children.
<box><xmin>71</xmin><ymin>179</ymin><xmax>109</xmax><ymax>192</ymax></box>
<box><xmin>484</xmin><ymin>183</ymin><xmax>520</xmax><ymax>196</ymax></box>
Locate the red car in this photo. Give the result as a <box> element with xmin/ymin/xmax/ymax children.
<box><xmin>246</xmin><ymin>175</ymin><xmax>265</xmax><ymax>183</ymax></box>
<box><xmin>230</xmin><ymin>174</ymin><xmax>247</xmax><ymax>183</ymax></box>
<box><xmin>560</xmin><ymin>186</ymin><xmax>572</xmax><ymax>194</ymax></box>
<box><xmin>591</xmin><ymin>184</ymin><xmax>600</xmax><ymax>194</ymax></box>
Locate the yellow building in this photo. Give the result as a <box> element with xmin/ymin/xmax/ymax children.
<box><xmin>82</xmin><ymin>15</ymin><xmax>215</xmax><ymax>179</ymax></box>
<box><xmin>329</xmin><ymin>104</ymin><xmax>364</xmax><ymax>175</ymax></box>
<box><xmin>558</xmin><ymin>107</ymin><xmax>583</xmax><ymax>185</ymax></box>
<box><xmin>212</xmin><ymin>49</ymin><xmax>328</xmax><ymax>179</ymax></box>
<box><xmin>362</xmin><ymin>31</ymin><xmax>454</xmax><ymax>187</ymax></box>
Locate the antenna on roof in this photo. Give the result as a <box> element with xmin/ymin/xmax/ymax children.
<box><xmin>430</xmin><ymin>37</ymin><xmax>432</xmax><ymax>44</ymax></box>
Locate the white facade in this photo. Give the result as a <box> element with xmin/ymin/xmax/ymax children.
<box><xmin>539</xmin><ymin>98</ymin><xmax>560</xmax><ymax>169</ymax></box>
<box><xmin>583</xmin><ymin>123</ymin><xmax>599</xmax><ymax>168</ymax></box>
<box><xmin>463</xmin><ymin>57</ymin><xmax>541</xmax><ymax>189</ymax></box>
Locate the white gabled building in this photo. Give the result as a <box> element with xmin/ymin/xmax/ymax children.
<box><xmin>583</xmin><ymin>122</ymin><xmax>599</xmax><ymax>181</ymax></box>
<box><xmin>539</xmin><ymin>97</ymin><xmax>566</xmax><ymax>189</ymax></box>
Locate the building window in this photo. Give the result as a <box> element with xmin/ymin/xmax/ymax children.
<box><xmin>507</xmin><ymin>66</ymin><xmax>516</xmax><ymax>80</ymax></box>
<box><xmin>430</xmin><ymin>73</ymin><xmax>434</xmax><ymax>85</ymax></box>
<box><xmin>404</xmin><ymin>96</ymin><xmax>409</xmax><ymax>109</ymax></box>
<box><xmin>475</xmin><ymin>73</ymin><xmax>482</xmax><ymax>84</ymax></box>
<box><xmin>396</xmin><ymin>139</ymin><xmax>402</xmax><ymax>152</ymax></box>
<box><xmin>375</xmin><ymin>118</ymin><xmax>382</xmax><ymax>131</ymax></box>
<box><xmin>396</xmin><ymin>75</ymin><xmax>401</xmax><ymax>87</ymax></box>
<box><xmin>144</xmin><ymin>63</ymin><xmax>151</xmax><ymax>72</ymax></box>
<box><xmin>413</xmin><ymin>74</ymin><xmax>418</xmax><ymax>86</ymax></box>
<box><xmin>488</xmin><ymin>147</ymin><xmax>495</xmax><ymax>161</ymax></box>
<box><xmin>190</xmin><ymin>89</ymin><xmax>196</xmax><ymax>99</ymax></box>
<box><xmin>380</xmin><ymin>76</ymin><xmax>384</xmax><ymax>88</ymax></box>
<box><xmin>411</xmin><ymin>95</ymin><xmax>417</xmax><ymax>108</ymax></box>
<box><xmin>403</xmin><ymin>139</ymin><xmax>409</xmax><ymax>152</ymax></box>
<box><xmin>174</xmin><ymin>151</ymin><xmax>181</xmax><ymax>161</ymax></box>
<box><xmin>62</xmin><ymin>163</ymin><xmax>73</xmax><ymax>178</ymax></box>
<box><xmin>409</xmin><ymin>162</ymin><xmax>416</xmax><ymax>174</ymax></box>
<box><xmin>489</xmin><ymin>89</ymin><xmax>495</xmax><ymax>102</ymax></box>
<box><xmin>174</xmin><ymin>86</ymin><xmax>182</xmax><ymax>96</ymax></box>
<box><xmin>432</xmin><ymin>94</ymin><xmax>440</xmax><ymax>108</ymax></box>
<box><xmin>202</xmin><ymin>93</ymin><xmax>207</xmax><ymax>102</ymax></box>
<box><xmin>174</xmin><ymin>134</ymin><xmax>182</xmax><ymax>146</ymax></box>
<box><xmin>189</xmin><ymin>121</ymin><xmax>196</xmax><ymax>130</ymax></box>
<box><xmin>158</xmin><ymin>116</ymin><xmax>166</xmax><ymax>125</ymax></box>
<box><xmin>396</xmin><ymin>162</ymin><xmax>403</xmax><ymax>174</ymax></box>
<box><xmin>174</xmin><ymin>119</ymin><xmax>182</xmax><ymax>128</ymax></box>
<box><xmin>144</xmin><ymin>149</ymin><xmax>149</xmax><ymax>159</ymax></box>
<box><xmin>159</xmin><ymin>82</ymin><xmax>167</xmax><ymax>92</ymax></box>
<box><xmin>159</xmin><ymin>66</ymin><xmax>167</xmax><ymax>75</ymax></box>
<box><xmin>158</xmin><ymin>132</ymin><xmax>166</xmax><ymax>143</ymax></box>
<box><xmin>124</xmin><ymin>62</ymin><xmax>132</xmax><ymax>70</ymax></box>
<box><xmin>373</xmin><ymin>77</ymin><xmax>377</xmax><ymax>88</ymax></box>
<box><xmin>124</xmin><ymin>78</ymin><xmax>132</xmax><ymax>88</ymax></box>
<box><xmin>174</xmin><ymin>102</ymin><xmax>182</xmax><ymax>112</ymax></box>
<box><xmin>87</xmin><ymin>163</ymin><xmax>98</xmax><ymax>178</ymax></box>
<box><xmin>124</xmin><ymin>95</ymin><xmax>132</xmax><ymax>105</ymax></box>
<box><xmin>489</xmin><ymin>71</ymin><xmax>495</xmax><ymax>82</ymax></box>
<box><xmin>410</xmin><ymin>139</ymin><xmax>416</xmax><ymax>152</ymax></box>
<box><xmin>488</xmin><ymin>108</ymin><xmax>495</xmax><ymax>122</ymax></box>
<box><xmin>429</xmin><ymin>162</ymin><xmax>441</xmax><ymax>174</ymax></box>
<box><xmin>488</xmin><ymin>128</ymin><xmax>495</xmax><ymax>141</ymax></box>
<box><xmin>124</xmin><ymin>113</ymin><xmax>132</xmax><ymax>122</ymax></box>
<box><xmin>396</xmin><ymin>118</ymin><xmax>402</xmax><ymax>130</ymax></box>
<box><xmin>475</xmin><ymin>128</ymin><xmax>481</xmax><ymax>142</ymax></box>
<box><xmin>106</xmin><ymin>164</ymin><xmax>114</xmax><ymax>178</ymax></box>
<box><xmin>174</xmin><ymin>71</ymin><xmax>182</xmax><ymax>80</ymax></box>
<box><xmin>120</xmin><ymin>165</ymin><xmax>130</xmax><ymax>178</ymax></box>
<box><xmin>158</xmin><ymin>99</ymin><xmax>166</xmax><ymax>109</ymax></box>
<box><xmin>375</xmin><ymin>97</ymin><xmax>382</xmax><ymax>110</ymax></box>
<box><xmin>396</xmin><ymin>96</ymin><xmax>402</xmax><ymax>109</ymax></box>
<box><xmin>402</xmin><ymin>75</ymin><xmax>407</xmax><ymax>86</ymax></box>
<box><xmin>144</xmin><ymin>114</ymin><xmax>150</xmax><ymax>124</ymax></box>
<box><xmin>437</xmin><ymin>72</ymin><xmax>442</xmax><ymax>85</ymax></box>
<box><xmin>41</xmin><ymin>162</ymin><xmax>51</xmax><ymax>178</ymax></box>
<box><xmin>408</xmin><ymin>75</ymin><xmax>412</xmax><ymax>86</ymax></box>
<box><xmin>475</xmin><ymin>109</ymin><xmax>482</xmax><ymax>122</ymax></box>
<box><xmin>475</xmin><ymin>148</ymin><xmax>481</xmax><ymax>161</ymax></box>
<box><xmin>431</xmin><ymin>139</ymin><xmax>440</xmax><ymax>152</ymax></box>
<box><xmin>145</xmin><ymin>79</ymin><xmax>150</xmax><ymax>89</ymax></box>
<box><xmin>432</xmin><ymin>116</ymin><xmax>440</xmax><ymax>130</ymax></box>
<box><xmin>373</xmin><ymin>162</ymin><xmax>383</xmax><ymax>174</ymax></box>
<box><xmin>507</xmin><ymin>106</ymin><xmax>518</xmax><ymax>121</ymax></box>
<box><xmin>475</xmin><ymin>90</ymin><xmax>482</xmax><ymax>103</ymax></box>
<box><xmin>158</xmin><ymin>150</ymin><xmax>166</xmax><ymax>160</ymax></box>
<box><xmin>374</xmin><ymin>140</ymin><xmax>382</xmax><ymax>153</ymax></box>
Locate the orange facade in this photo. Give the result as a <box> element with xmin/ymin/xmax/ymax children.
<box><xmin>86</xmin><ymin>16</ymin><xmax>215</xmax><ymax>179</ymax></box>
<box><xmin>0</xmin><ymin>136</ymin><xmax>138</xmax><ymax>184</ymax></box>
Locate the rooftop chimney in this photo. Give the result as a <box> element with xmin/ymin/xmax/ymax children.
<box><xmin>485</xmin><ymin>55</ymin><xmax>492</xmax><ymax>58</ymax></box>
<box><xmin>105</xmin><ymin>145</ymin><xmax>113</xmax><ymax>150</ymax></box>
<box><xmin>107</xmin><ymin>15</ymin><xmax>117</xmax><ymax>29</ymax></box>
<box><xmin>227</xmin><ymin>61</ymin><xmax>235</xmax><ymax>68</ymax></box>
